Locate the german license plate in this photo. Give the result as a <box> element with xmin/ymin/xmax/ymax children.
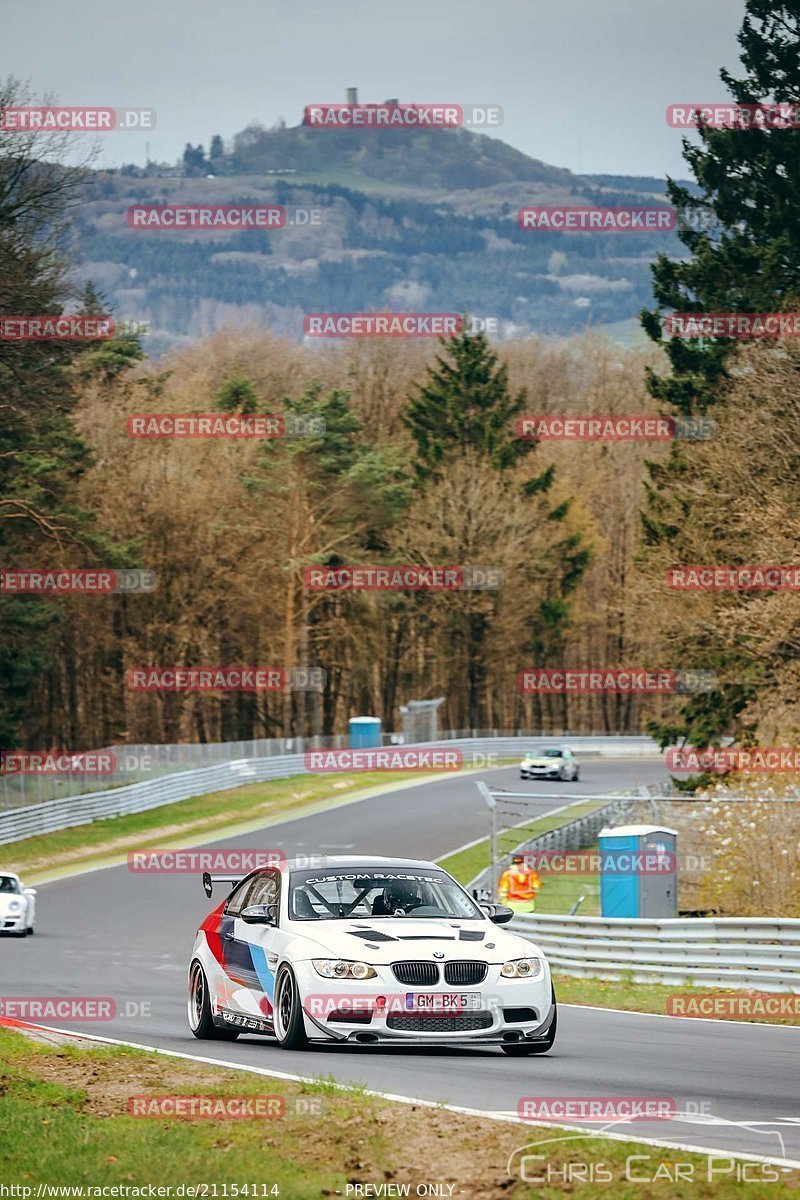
<box><xmin>405</xmin><ymin>992</ymin><xmax>481</xmax><ymax>1012</ymax></box>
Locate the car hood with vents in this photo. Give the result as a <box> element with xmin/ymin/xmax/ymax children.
<box><xmin>272</xmin><ymin>917</ymin><xmax>541</xmax><ymax>964</ymax></box>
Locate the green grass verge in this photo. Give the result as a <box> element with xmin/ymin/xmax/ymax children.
<box><xmin>553</xmin><ymin>972</ymin><xmax>800</xmax><ymax>1025</ymax></box>
<box><xmin>2</xmin><ymin>1027</ymin><xmax>797</xmax><ymax>1196</ymax></box>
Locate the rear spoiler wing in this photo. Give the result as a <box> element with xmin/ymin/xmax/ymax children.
<box><xmin>202</xmin><ymin>871</ymin><xmax>247</xmax><ymax>899</ymax></box>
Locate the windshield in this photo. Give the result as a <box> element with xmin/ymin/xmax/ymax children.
<box><xmin>288</xmin><ymin>868</ymin><xmax>484</xmax><ymax>921</ymax></box>
<box><xmin>0</xmin><ymin>875</ymin><xmax>20</xmax><ymax>893</ymax></box>
<box><xmin>541</xmin><ymin>749</ymin><xmax>563</xmax><ymax>758</ymax></box>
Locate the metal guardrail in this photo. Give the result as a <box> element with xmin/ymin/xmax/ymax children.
<box><xmin>0</xmin><ymin>755</ymin><xmax>303</xmax><ymax>846</ymax></box>
<box><xmin>0</xmin><ymin>731</ymin><xmax>663</xmax><ymax>810</ymax></box>
<box><xmin>0</xmin><ymin>735</ymin><xmax>662</xmax><ymax>846</ymax></box>
<box><xmin>510</xmin><ymin>912</ymin><xmax>800</xmax><ymax>992</ymax></box>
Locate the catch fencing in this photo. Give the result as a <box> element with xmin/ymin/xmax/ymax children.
<box><xmin>0</xmin><ymin>734</ymin><xmax>661</xmax><ymax>845</ymax></box>
<box><xmin>471</xmin><ymin>779</ymin><xmax>670</xmax><ymax>899</ymax></box>
<box><xmin>0</xmin><ymin>731</ymin><xmax>661</xmax><ymax>809</ymax></box>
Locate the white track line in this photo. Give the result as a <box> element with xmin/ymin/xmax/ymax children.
<box><xmin>2</xmin><ymin>1018</ymin><xmax>798</xmax><ymax>1171</ymax></box>
<box><xmin>560</xmin><ymin>1001</ymin><xmax>800</xmax><ymax>1030</ymax></box>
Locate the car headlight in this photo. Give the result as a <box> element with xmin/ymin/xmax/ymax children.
<box><xmin>500</xmin><ymin>957</ymin><xmax>543</xmax><ymax>980</ymax></box>
<box><xmin>312</xmin><ymin>959</ymin><xmax>378</xmax><ymax>980</ymax></box>
<box><xmin>7</xmin><ymin>900</ymin><xmax>22</xmax><ymax>914</ymax></box>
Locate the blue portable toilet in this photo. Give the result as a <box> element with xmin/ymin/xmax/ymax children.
<box><xmin>598</xmin><ymin>824</ymin><xmax>678</xmax><ymax>919</ymax></box>
<box><xmin>349</xmin><ymin>716</ymin><xmax>382</xmax><ymax>748</ymax></box>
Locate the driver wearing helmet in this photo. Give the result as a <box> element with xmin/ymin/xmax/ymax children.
<box><xmin>374</xmin><ymin>878</ymin><xmax>424</xmax><ymax>916</ymax></box>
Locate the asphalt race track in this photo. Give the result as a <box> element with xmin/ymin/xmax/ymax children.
<box><xmin>3</xmin><ymin>758</ymin><xmax>799</xmax><ymax>1166</ymax></box>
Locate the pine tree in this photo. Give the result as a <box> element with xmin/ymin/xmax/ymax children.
<box><xmin>639</xmin><ymin>2</ymin><xmax>800</xmax><ymax>749</ymax></box>
<box><xmin>404</xmin><ymin>327</ymin><xmax>538</xmax><ymax>478</ymax></box>
<box><xmin>643</xmin><ymin>1</ymin><xmax>800</xmax><ymax>413</ymax></box>
<box><xmin>217</xmin><ymin>376</ymin><xmax>258</xmax><ymax>414</ymax></box>
<box><xmin>404</xmin><ymin>328</ymin><xmax>590</xmax><ymax>727</ymax></box>
<box><xmin>0</xmin><ymin>80</ymin><xmax>124</xmax><ymax>743</ymax></box>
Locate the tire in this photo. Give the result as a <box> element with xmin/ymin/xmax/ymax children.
<box><xmin>573</xmin><ymin>769</ymin><xmax>580</xmax><ymax>782</ymax></box>
<box><xmin>273</xmin><ymin>965</ymin><xmax>308</xmax><ymax>1050</ymax></box>
<box><xmin>502</xmin><ymin>987</ymin><xmax>557</xmax><ymax>1056</ymax></box>
<box><xmin>187</xmin><ymin>960</ymin><xmax>239</xmax><ymax>1041</ymax></box>
<box><xmin>26</xmin><ymin>926</ymin><xmax>34</xmax><ymax>935</ymax></box>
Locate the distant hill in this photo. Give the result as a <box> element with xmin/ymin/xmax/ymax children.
<box><xmin>223</xmin><ymin>122</ymin><xmax>579</xmax><ymax>191</ymax></box>
<box><xmin>75</xmin><ymin>120</ymin><xmax>682</xmax><ymax>354</ymax></box>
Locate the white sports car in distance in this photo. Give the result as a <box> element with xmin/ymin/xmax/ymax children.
<box><xmin>188</xmin><ymin>855</ymin><xmax>556</xmax><ymax>1055</ymax></box>
<box><xmin>520</xmin><ymin>746</ymin><xmax>579</xmax><ymax>782</ymax></box>
<box><xmin>0</xmin><ymin>871</ymin><xmax>36</xmax><ymax>937</ymax></box>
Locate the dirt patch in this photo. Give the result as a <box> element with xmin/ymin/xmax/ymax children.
<box><xmin>4</xmin><ymin>1026</ymin><xmax>538</xmax><ymax>1197</ymax></box>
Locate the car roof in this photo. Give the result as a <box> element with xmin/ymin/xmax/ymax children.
<box><xmin>283</xmin><ymin>854</ymin><xmax>440</xmax><ymax>873</ymax></box>
<box><xmin>0</xmin><ymin>870</ymin><xmax>21</xmax><ymax>879</ymax></box>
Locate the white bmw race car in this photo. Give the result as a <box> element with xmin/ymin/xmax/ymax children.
<box><xmin>0</xmin><ymin>871</ymin><xmax>36</xmax><ymax>937</ymax></box>
<box><xmin>188</xmin><ymin>855</ymin><xmax>556</xmax><ymax>1055</ymax></box>
<box><xmin>520</xmin><ymin>746</ymin><xmax>579</xmax><ymax>782</ymax></box>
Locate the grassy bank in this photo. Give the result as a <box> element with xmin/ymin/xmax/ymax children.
<box><xmin>1</xmin><ymin>1027</ymin><xmax>795</xmax><ymax>1198</ymax></box>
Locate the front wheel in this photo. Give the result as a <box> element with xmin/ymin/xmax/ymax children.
<box><xmin>188</xmin><ymin>961</ymin><xmax>239</xmax><ymax>1041</ymax></box>
<box><xmin>274</xmin><ymin>966</ymin><xmax>308</xmax><ymax>1050</ymax></box>
<box><xmin>502</xmin><ymin>988</ymin><xmax>557</xmax><ymax>1056</ymax></box>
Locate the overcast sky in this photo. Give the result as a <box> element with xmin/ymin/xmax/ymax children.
<box><xmin>4</xmin><ymin>0</ymin><xmax>746</xmax><ymax>178</ymax></box>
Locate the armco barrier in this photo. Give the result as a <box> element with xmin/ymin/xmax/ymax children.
<box><xmin>0</xmin><ymin>755</ymin><xmax>302</xmax><ymax>845</ymax></box>
<box><xmin>0</xmin><ymin>735</ymin><xmax>662</xmax><ymax>845</ymax></box>
<box><xmin>510</xmin><ymin>912</ymin><xmax>800</xmax><ymax>992</ymax></box>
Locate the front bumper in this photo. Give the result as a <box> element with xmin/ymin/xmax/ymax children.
<box><xmin>0</xmin><ymin>910</ymin><xmax>27</xmax><ymax>933</ymax></box>
<box><xmin>521</xmin><ymin>766</ymin><xmax>562</xmax><ymax>778</ymax></box>
<box><xmin>295</xmin><ymin>965</ymin><xmax>554</xmax><ymax>1046</ymax></box>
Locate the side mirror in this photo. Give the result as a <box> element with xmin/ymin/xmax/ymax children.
<box><xmin>24</xmin><ymin>888</ymin><xmax>37</xmax><ymax>897</ymax></box>
<box><xmin>480</xmin><ymin>903</ymin><xmax>515</xmax><ymax>925</ymax></box>
<box><xmin>241</xmin><ymin>903</ymin><xmax>277</xmax><ymax>925</ymax></box>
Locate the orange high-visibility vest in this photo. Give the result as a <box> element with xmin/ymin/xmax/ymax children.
<box><xmin>498</xmin><ymin>866</ymin><xmax>541</xmax><ymax>901</ymax></box>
